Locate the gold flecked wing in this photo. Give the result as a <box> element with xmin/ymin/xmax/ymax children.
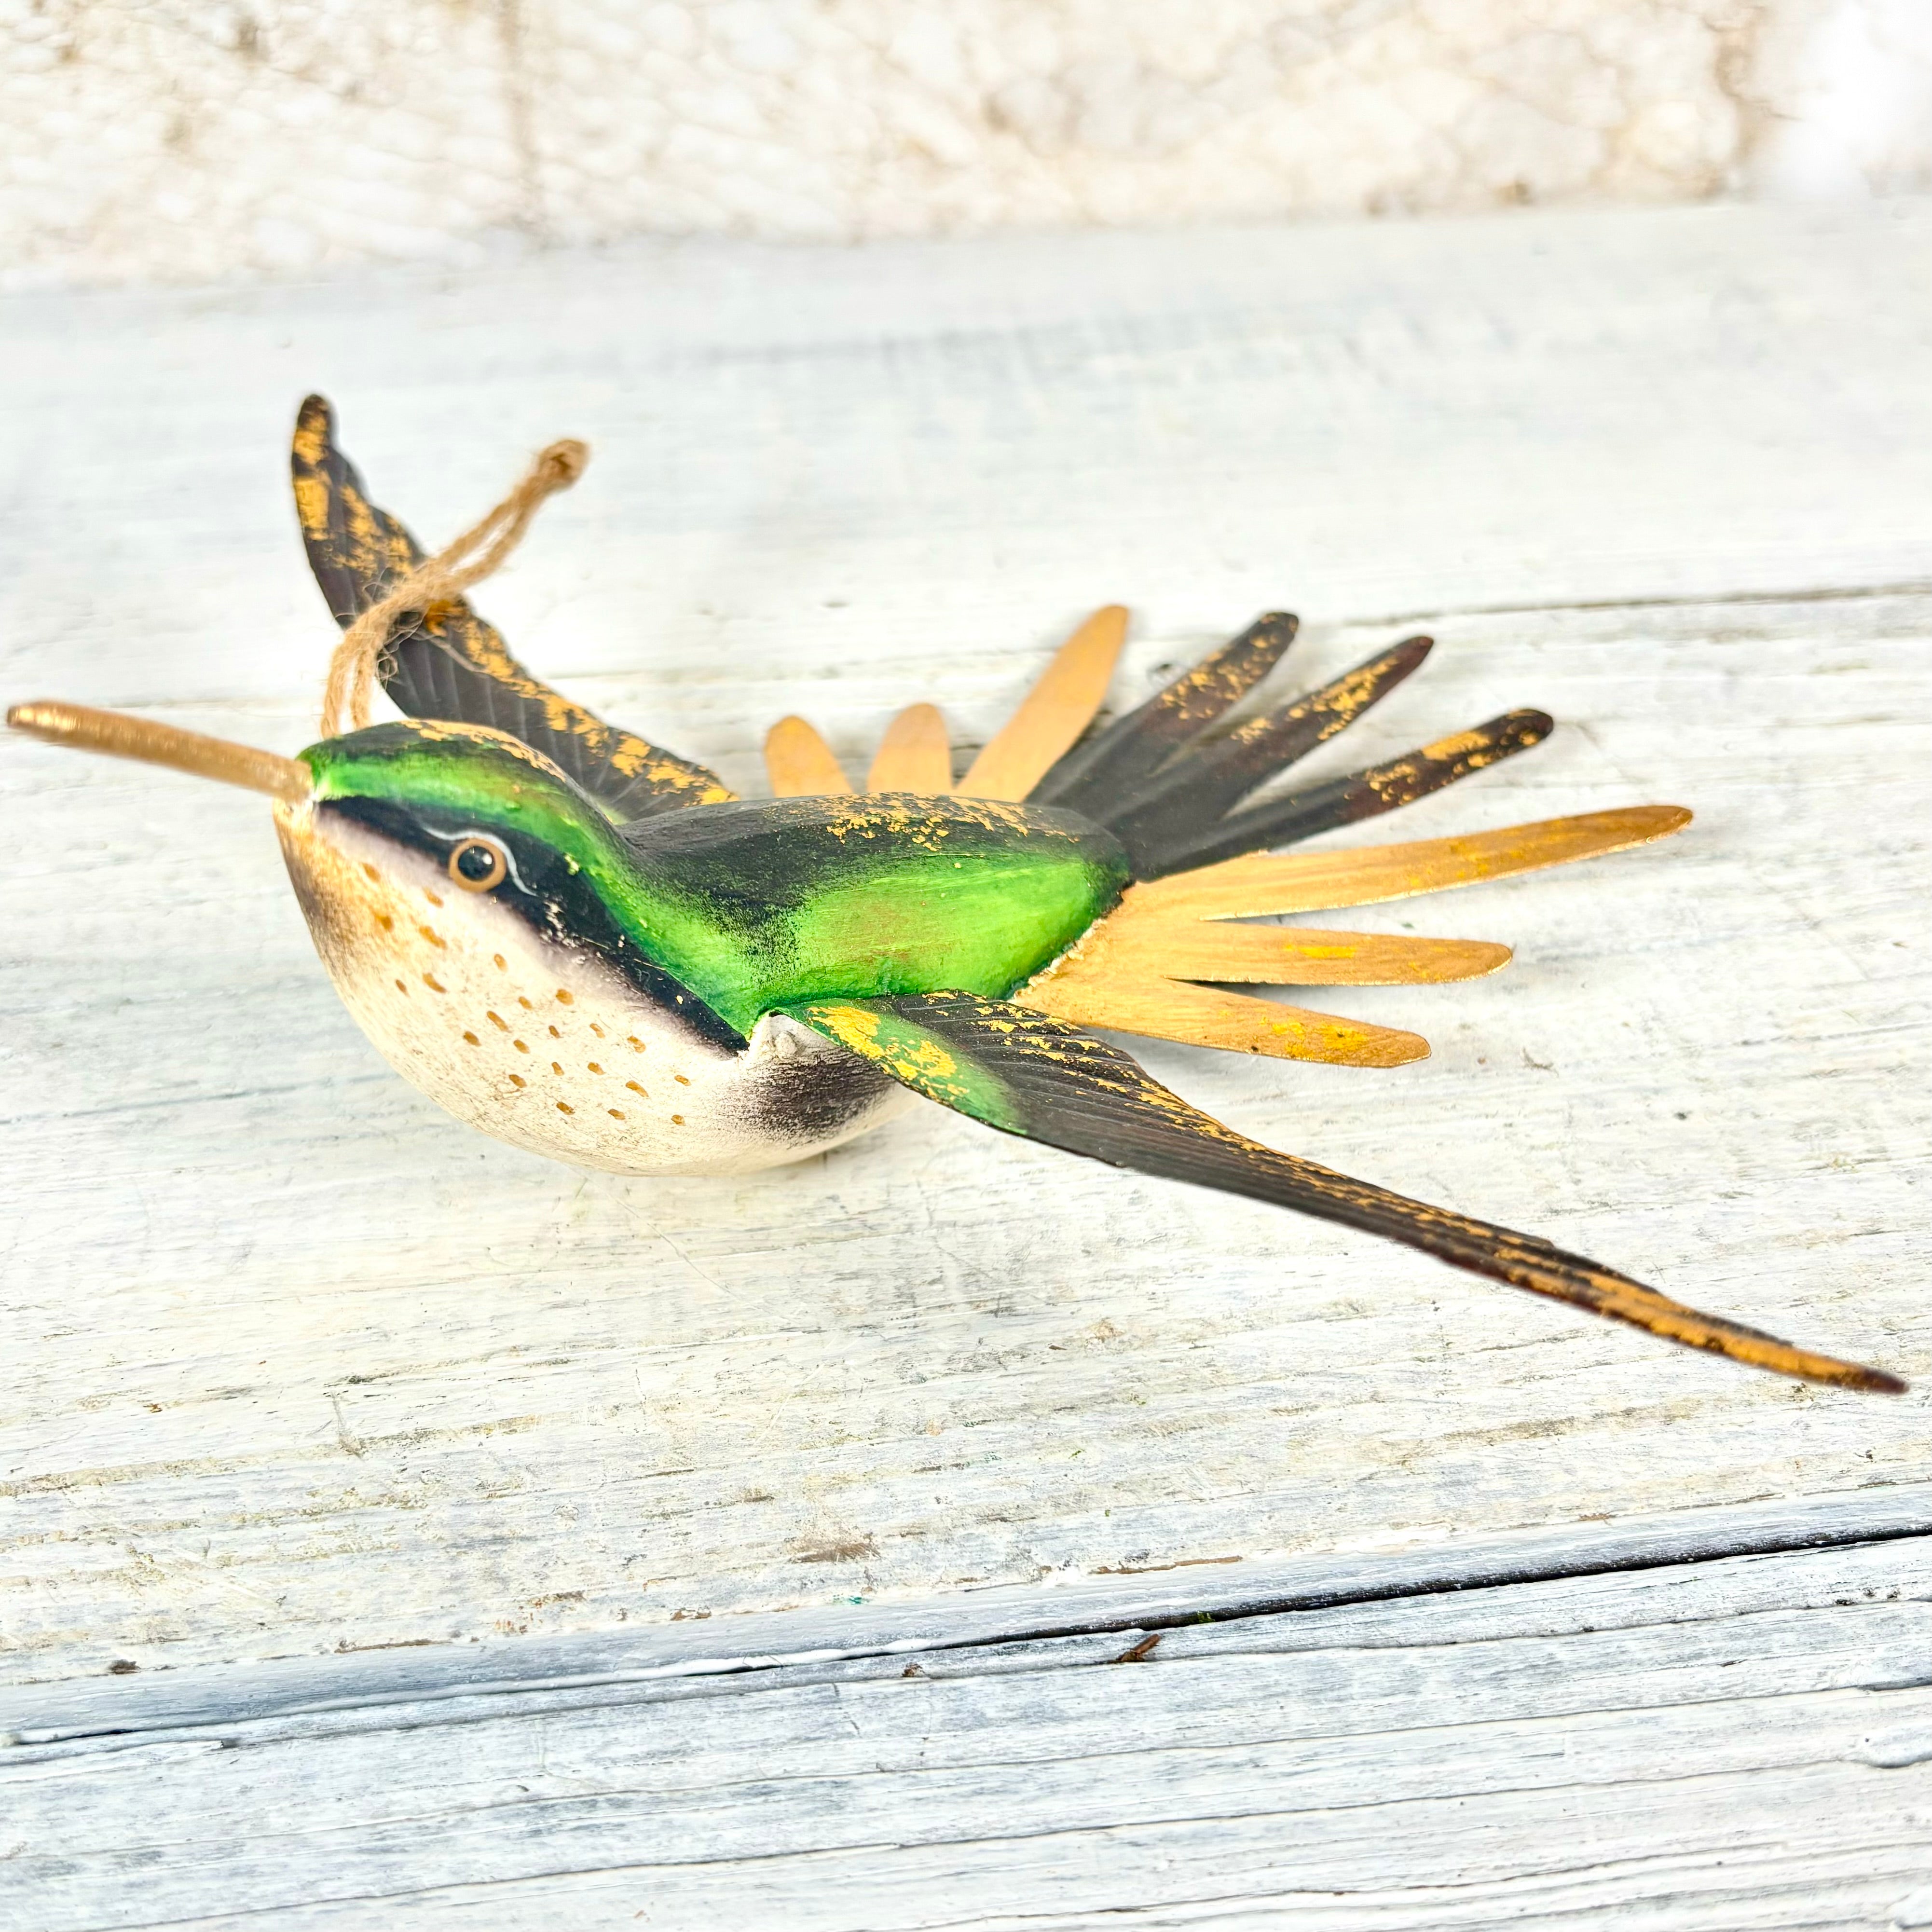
<box><xmin>783</xmin><ymin>992</ymin><xmax>1902</xmax><ymax>1393</ymax></box>
<box><xmin>291</xmin><ymin>395</ymin><xmax>734</xmax><ymax>819</ymax></box>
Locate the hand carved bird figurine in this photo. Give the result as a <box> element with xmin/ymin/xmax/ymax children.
<box><xmin>7</xmin><ymin>396</ymin><xmax>1902</xmax><ymax>1394</ymax></box>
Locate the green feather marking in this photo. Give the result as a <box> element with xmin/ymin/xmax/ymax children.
<box><xmin>302</xmin><ymin>721</ymin><xmax>1129</xmax><ymax>1034</ymax></box>
<box><xmin>781</xmin><ymin>1000</ymin><xmax>1023</xmax><ymax>1128</ymax></box>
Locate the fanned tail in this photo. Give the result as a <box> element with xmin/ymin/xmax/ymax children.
<box><xmin>1030</xmin><ymin>614</ymin><xmax>1549</xmax><ymax>880</ymax></box>
<box><xmin>1015</xmin><ymin>807</ymin><xmax>1691</xmax><ymax>1067</ymax></box>
<box><xmin>760</xmin><ymin>609</ymin><xmax>1551</xmax><ymax>881</ymax></box>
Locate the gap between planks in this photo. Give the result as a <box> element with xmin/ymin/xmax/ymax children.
<box><xmin>8</xmin><ymin>1479</ymin><xmax>1929</xmax><ymax>1748</ymax></box>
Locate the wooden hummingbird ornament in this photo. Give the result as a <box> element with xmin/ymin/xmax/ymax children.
<box><xmin>8</xmin><ymin>397</ymin><xmax>1903</xmax><ymax>1395</ymax></box>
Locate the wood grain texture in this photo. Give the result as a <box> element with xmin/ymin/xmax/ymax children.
<box><xmin>0</xmin><ymin>202</ymin><xmax>1929</xmax><ymax>1704</ymax></box>
<box><xmin>4</xmin><ymin>1505</ymin><xmax>1932</xmax><ymax>1929</ymax></box>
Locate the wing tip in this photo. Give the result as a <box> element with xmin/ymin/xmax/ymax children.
<box><xmin>293</xmin><ymin>392</ymin><xmax>335</xmax><ymax>448</ymax></box>
<box><xmin>1751</xmin><ymin>1346</ymin><xmax>1906</xmax><ymax>1395</ymax></box>
<box><xmin>1828</xmin><ymin>1359</ymin><xmax>1908</xmax><ymax>1395</ymax></box>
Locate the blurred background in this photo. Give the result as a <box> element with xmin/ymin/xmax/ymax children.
<box><xmin>5</xmin><ymin>0</ymin><xmax>1930</xmax><ymax>291</ymax></box>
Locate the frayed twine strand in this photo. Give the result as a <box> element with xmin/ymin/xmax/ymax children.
<box><xmin>320</xmin><ymin>436</ymin><xmax>590</xmax><ymax>738</ymax></box>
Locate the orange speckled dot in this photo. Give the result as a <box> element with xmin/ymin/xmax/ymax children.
<box><xmin>556</xmin><ymin>1101</ymin><xmax>574</xmax><ymax>1115</ymax></box>
<box><xmin>587</xmin><ymin>1062</ymin><xmax>603</xmax><ymax>1074</ymax></box>
<box><xmin>374</xmin><ymin>912</ymin><xmax>394</xmax><ymax>932</ymax></box>
<box><xmin>670</xmin><ymin>1114</ymin><xmax>685</xmax><ymax>1126</ymax></box>
<box><xmin>462</xmin><ymin>1031</ymin><xmax>480</xmax><ymax>1046</ymax></box>
<box><xmin>514</xmin><ymin>1040</ymin><xmax>530</xmax><ymax>1054</ymax></box>
<box><xmin>417</xmin><ymin>925</ymin><xmax>446</xmax><ymax>948</ymax></box>
<box><xmin>424</xmin><ymin>888</ymin><xmax>444</xmax><ymax>907</ymax></box>
<box><xmin>551</xmin><ymin>1061</ymin><xmax>563</xmax><ymax>1075</ymax></box>
<box><xmin>519</xmin><ymin>997</ymin><xmax>534</xmax><ymax>1011</ymax></box>
<box><xmin>589</xmin><ymin>1023</ymin><xmax>606</xmax><ymax>1038</ymax></box>
<box><xmin>673</xmin><ymin>1073</ymin><xmax>691</xmax><ymax>1086</ymax></box>
<box><xmin>627</xmin><ymin>1036</ymin><xmax>645</xmax><ymax>1052</ymax></box>
<box><xmin>625</xmin><ymin>1080</ymin><xmax>646</xmax><ymax>1096</ymax></box>
<box><xmin>548</xmin><ymin>1025</ymin><xmax>561</xmax><ymax>1039</ymax></box>
<box><xmin>608</xmin><ymin>1108</ymin><xmax>625</xmax><ymax>1120</ymax></box>
<box><xmin>361</xmin><ymin>863</ymin><xmax>380</xmax><ymax>882</ymax></box>
<box><xmin>394</xmin><ymin>978</ymin><xmax>408</xmax><ymax>993</ymax></box>
<box><xmin>493</xmin><ymin>954</ymin><xmax>507</xmax><ymax>971</ymax></box>
<box><xmin>488</xmin><ymin>1011</ymin><xmax>509</xmax><ymax>1031</ymax></box>
<box><xmin>423</xmin><ymin>973</ymin><xmax>446</xmax><ymax>993</ymax></box>
<box><xmin>555</xmin><ymin>989</ymin><xmax>574</xmax><ymax>1005</ymax></box>
<box><xmin>509</xmin><ymin>1073</ymin><xmax>527</xmax><ymax>1088</ymax></box>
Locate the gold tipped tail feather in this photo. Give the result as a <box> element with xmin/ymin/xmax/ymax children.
<box><xmin>1019</xmin><ymin>975</ymin><xmax>1432</xmax><ymax>1067</ymax></box>
<box><xmin>762</xmin><ymin>606</ymin><xmax>1126</xmax><ymax>801</ymax></box>
<box><xmin>1014</xmin><ymin>806</ymin><xmax>1691</xmax><ymax>1067</ymax></box>
<box><xmin>956</xmin><ymin>604</ymin><xmax>1128</xmax><ymax>801</ymax></box>
<box><xmin>764</xmin><ymin>716</ymin><xmax>855</xmax><ymax>796</ymax></box>
<box><xmin>1133</xmin><ymin>805</ymin><xmax>1694</xmax><ymax>919</ymax></box>
<box><xmin>866</xmin><ymin>703</ymin><xmax>953</xmax><ymax>793</ymax></box>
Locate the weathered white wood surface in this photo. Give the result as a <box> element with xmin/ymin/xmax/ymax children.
<box><xmin>4</xmin><ymin>1491</ymin><xmax>1932</xmax><ymax>1929</ymax></box>
<box><xmin>1</xmin><ymin>189</ymin><xmax>1929</xmax><ymax>1798</ymax></box>
<box><xmin>3</xmin><ymin>191</ymin><xmax>1931</xmax><ymax>1930</ymax></box>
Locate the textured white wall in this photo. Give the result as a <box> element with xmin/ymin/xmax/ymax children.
<box><xmin>2</xmin><ymin>0</ymin><xmax>1929</xmax><ymax>290</ymax></box>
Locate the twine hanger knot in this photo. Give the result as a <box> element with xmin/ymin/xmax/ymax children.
<box><xmin>320</xmin><ymin>435</ymin><xmax>591</xmax><ymax>738</ymax></box>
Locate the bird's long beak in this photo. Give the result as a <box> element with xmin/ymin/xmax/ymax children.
<box><xmin>6</xmin><ymin>701</ymin><xmax>313</xmax><ymax>803</ymax></box>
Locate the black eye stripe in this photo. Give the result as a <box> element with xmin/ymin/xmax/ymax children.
<box><xmin>317</xmin><ymin>795</ymin><xmax>747</xmax><ymax>1053</ymax></box>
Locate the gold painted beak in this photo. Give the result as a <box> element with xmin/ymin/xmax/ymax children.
<box><xmin>6</xmin><ymin>700</ymin><xmax>313</xmax><ymax>804</ymax></box>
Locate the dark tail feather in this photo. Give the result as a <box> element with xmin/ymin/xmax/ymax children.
<box><xmin>1126</xmin><ymin>709</ymin><xmax>1553</xmax><ymax>878</ymax></box>
<box><xmin>1033</xmin><ymin>612</ymin><xmax>1298</xmax><ymax>815</ymax></box>
<box><xmin>1104</xmin><ymin>636</ymin><xmax>1433</xmax><ymax>864</ymax></box>
<box><xmin>1033</xmin><ymin>612</ymin><xmax>1554</xmax><ymax>881</ymax></box>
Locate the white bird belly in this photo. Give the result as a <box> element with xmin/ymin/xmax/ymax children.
<box><xmin>274</xmin><ymin>803</ymin><xmax>914</xmax><ymax>1176</ymax></box>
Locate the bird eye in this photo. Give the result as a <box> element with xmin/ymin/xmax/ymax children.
<box><xmin>448</xmin><ymin>836</ymin><xmax>508</xmax><ymax>892</ymax></box>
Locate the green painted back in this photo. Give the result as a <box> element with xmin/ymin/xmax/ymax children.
<box><xmin>303</xmin><ymin>724</ymin><xmax>1129</xmax><ymax>1035</ymax></box>
<box><xmin>618</xmin><ymin>794</ymin><xmax>1130</xmax><ymax>1031</ymax></box>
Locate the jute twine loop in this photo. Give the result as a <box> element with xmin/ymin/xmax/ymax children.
<box><xmin>320</xmin><ymin>437</ymin><xmax>590</xmax><ymax>737</ymax></box>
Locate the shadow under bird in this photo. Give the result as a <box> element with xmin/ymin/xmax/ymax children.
<box><xmin>7</xmin><ymin>397</ymin><xmax>1903</xmax><ymax>1395</ymax></box>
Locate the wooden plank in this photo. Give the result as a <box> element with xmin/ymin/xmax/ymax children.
<box><xmin>8</xmin><ymin>1480</ymin><xmax>1927</xmax><ymax>1745</ymax></box>
<box><xmin>3</xmin><ymin>1519</ymin><xmax>1930</xmax><ymax>1929</ymax></box>
<box><xmin>5</xmin><ymin>587</ymin><xmax>1924</xmax><ymax>1681</ymax></box>
<box><xmin>0</xmin><ymin>201</ymin><xmax>1929</xmax><ymax>1694</ymax></box>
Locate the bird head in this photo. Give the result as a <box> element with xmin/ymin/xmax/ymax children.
<box><xmin>4</xmin><ymin>701</ymin><xmax>732</xmax><ymax>1048</ymax></box>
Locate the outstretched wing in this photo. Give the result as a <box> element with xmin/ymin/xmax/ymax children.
<box><xmin>290</xmin><ymin>394</ymin><xmax>733</xmax><ymax>819</ymax></box>
<box><xmin>779</xmin><ymin>993</ymin><xmax>1901</xmax><ymax>1393</ymax></box>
